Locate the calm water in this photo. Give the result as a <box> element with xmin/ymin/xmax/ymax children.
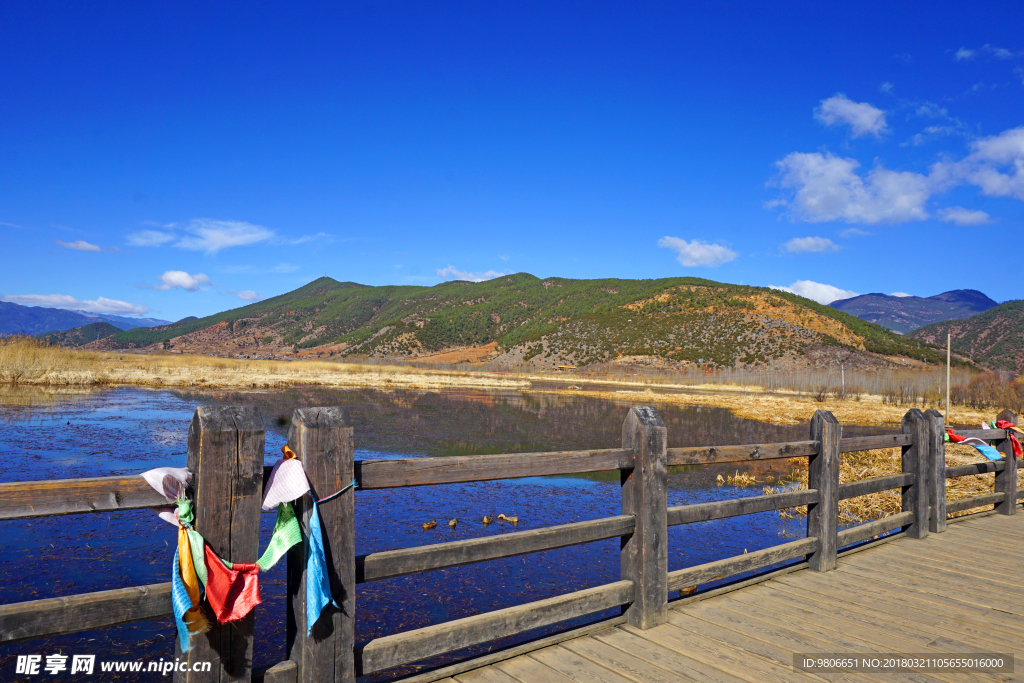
<box><xmin>0</xmin><ymin>385</ymin><xmax>891</xmax><ymax>681</ymax></box>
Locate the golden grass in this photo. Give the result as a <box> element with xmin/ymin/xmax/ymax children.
<box><xmin>0</xmin><ymin>338</ymin><xmax>529</xmax><ymax>391</ymax></box>
<box><xmin>529</xmin><ymin>384</ymin><xmax>998</xmax><ymax>426</ymax></box>
<box><xmin>761</xmin><ymin>442</ymin><xmax>1021</xmax><ymax>523</ymax></box>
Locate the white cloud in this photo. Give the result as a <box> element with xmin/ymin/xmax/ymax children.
<box><xmin>126</xmin><ymin>229</ymin><xmax>175</xmax><ymax>247</ymax></box>
<box><xmin>234</xmin><ymin>290</ymin><xmax>261</xmax><ymax>301</ymax></box>
<box><xmin>955</xmin><ymin>47</ymin><xmax>977</xmax><ymax>61</ymax></box>
<box><xmin>891</xmin><ymin>292</ymin><xmax>913</xmax><ymax>297</ymax></box>
<box><xmin>930</xmin><ymin>127</ymin><xmax>1024</xmax><ymax>200</ymax></box>
<box><xmin>176</xmin><ymin>219</ymin><xmax>274</xmax><ymax>254</ymax></box>
<box><xmin>814</xmin><ymin>94</ymin><xmax>888</xmax><ymax>138</ymax></box>
<box><xmin>55</xmin><ymin>239</ymin><xmax>102</xmax><ymax>252</ymax></box>
<box><xmin>783</xmin><ymin>236</ymin><xmax>840</xmax><ymax>253</ymax></box>
<box><xmin>768</xmin><ymin>281</ymin><xmax>858</xmax><ymax>305</ymax></box>
<box><xmin>984</xmin><ymin>44</ymin><xmax>1023</xmax><ymax>60</ymax></box>
<box><xmin>436</xmin><ymin>265</ymin><xmax>509</xmax><ymax>282</ymax></box>
<box><xmin>657</xmin><ymin>237</ymin><xmax>737</xmax><ymax>267</ymax></box>
<box><xmin>937</xmin><ymin>206</ymin><xmax>991</xmax><ymax>226</ymax></box>
<box><xmin>880</xmin><ymin>82</ymin><xmax>894</xmax><ymax>94</ymax></box>
<box><xmin>154</xmin><ymin>271</ymin><xmax>213</xmax><ymax>291</ymax></box>
<box><xmin>0</xmin><ymin>294</ymin><xmax>149</xmax><ymax>315</ymax></box>
<box><xmin>278</xmin><ymin>232</ymin><xmax>331</xmax><ymax>246</ymax></box>
<box><xmin>769</xmin><ymin>152</ymin><xmax>930</xmax><ymax>224</ymax></box>
<box><xmin>839</xmin><ymin>227</ymin><xmax>870</xmax><ymax>237</ymax></box>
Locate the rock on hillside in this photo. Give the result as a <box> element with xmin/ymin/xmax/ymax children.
<box><xmin>829</xmin><ymin>289</ymin><xmax>997</xmax><ymax>334</ymax></box>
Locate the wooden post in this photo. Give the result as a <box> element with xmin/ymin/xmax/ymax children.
<box><xmin>807</xmin><ymin>410</ymin><xmax>840</xmax><ymax>571</ymax></box>
<box><xmin>994</xmin><ymin>409</ymin><xmax>1018</xmax><ymax>516</ymax></box>
<box><xmin>924</xmin><ymin>409</ymin><xmax>946</xmax><ymax>533</ymax></box>
<box><xmin>620</xmin><ymin>406</ymin><xmax>667</xmax><ymax>629</ymax></box>
<box><xmin>287</xmin><ymin>408</ymin><xmax>355</xmax><ymax>683</ymax></box>
<box><xmin>901</xmin><ymin>409</ymin><xmax>930</xmax><ymax>539</ymax></box>
<box><xmin>176</xmin><ymin>405</ymin><xmax>265</xmax><ymax>683</ymax></box>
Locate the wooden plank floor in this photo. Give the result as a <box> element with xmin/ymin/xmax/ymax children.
<box><xmin>435</xmin><ymin>512</ymin><xmax>1023</xmax><ymax>683</ymax></box>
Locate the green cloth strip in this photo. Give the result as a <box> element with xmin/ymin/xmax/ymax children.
<box><xmin>178</xmin><ymin>502</ymin><xmax>303</xmax><ymax>574</ymax></box>
<box><xmin>185</xmin><ymin>529</ymin><xmax>207</xmax><ymax>587</ymax></box>
<box><xmin>256</xmin><ymin>503</ymin><xmax>303</xmax><ymax>572</ymax></box>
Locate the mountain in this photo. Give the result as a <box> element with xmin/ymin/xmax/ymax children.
<box><xmin>0</xmin><ymin>301</ymin><xmax>171</xmax><ymax>335</ymax></box>
<box><xmin>829</xmin><ymin>289</ymin><xmax>997</xmax><ymax>334</ymax></box>
<box><xmin>90</xmin><ymin>275</ymin><xmax>955</xmax><ymax>370</ymax></box>
<box><xmin>38</xmin><ymin>322</ymin><xmax>121</xmax><ymax>347</ymax></box>
<box><xmin>909</xmin><ymin>301</ymin><xmax>1024</xmax><ymax>372</ymax></box>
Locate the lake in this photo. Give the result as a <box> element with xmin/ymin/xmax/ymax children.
<box><xmin>0</xmin><ymin>384</ymin><xmax>892</xmax><ymax>681</ymax></box>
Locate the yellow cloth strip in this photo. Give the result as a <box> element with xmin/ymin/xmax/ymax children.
<box><xmin>177</xmin><ymin>527</ymin><xmax>209</xmax><ymax>635</ymax></box>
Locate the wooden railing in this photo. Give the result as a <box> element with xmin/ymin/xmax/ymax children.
<box><xmin>0</xmin><ymin>404</ymin><xmax>1021</xmax><ymax>683</ymax></box>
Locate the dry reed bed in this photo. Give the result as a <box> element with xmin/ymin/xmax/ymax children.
<box><xmin>534</xmin><ymin>385</ymin><xmax>998</xmax><ymax>426</ymax></box>
<box><xmin>0</xmin><ymin>340</ymin><xmax>529</xmax><ymax>391</ymax></box>
<box><xmin>763</xmin><ymin>442</ymin><xmax>1021</xmax><ymax>522</ymax></box>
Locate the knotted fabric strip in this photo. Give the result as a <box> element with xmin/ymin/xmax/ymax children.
<box><xmin>203</xmin><ymin>544</ymin><xmax>262</xmax><ymax>624</ymax></box>
<box><xmin>947</xmin><ymin>428</ymin><xmax>1004</xmax><ymax>461</ymax></box>
<box><xmin>306</xmin><ymin>499</ymin><xmax>337</xmax><ymax>635</ymax></box>
<box><xmin>262</xmin><ymin>446</ymin><xmax>311</xmax><ymax>511</ymax></box>
<box><xmin>995</xmin><ymin>420</ymin><xmax>1023</xmax><ymax>458</ymax></box>
<box><xmin>256</xmin><ymin>503</ymin><xmax>303</xmax><ymax>572</ymax></box>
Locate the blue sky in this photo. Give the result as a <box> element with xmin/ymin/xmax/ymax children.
<box><xmin>1</xmin><ymin>1</ymin><xmax>1022</xmax><ymax>321</ymax></box>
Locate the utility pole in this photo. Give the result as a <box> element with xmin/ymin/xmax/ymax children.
<box><xmin>945</xmin><ymin>332</ymin><xmax>951</xmax><ymax>421</ymax></box>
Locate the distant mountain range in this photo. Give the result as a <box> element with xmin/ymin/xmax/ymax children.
<box><xmin>0</xmin><ymin>300</ymin><xmax>171</xmax><ymax>335</ymax></box>
<box><xmin>86</xmin><ymin>274</ymin><xmax>954</xmax><ymax>370</ymax></box>
<box><xmin>910</xmin><ymin>300</ymin><xmax>1024</xmax><ymax>373</ymax></box>
<box><xmin>829</xmin><ymin>290</ymin><xmax>997</xmax><ymax>334</ymax></box>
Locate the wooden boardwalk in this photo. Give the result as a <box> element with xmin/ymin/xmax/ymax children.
<box><xmin>430</xmin><ymin>512</ymin><xmax>1023</xmax><ymax>683</ymax></box>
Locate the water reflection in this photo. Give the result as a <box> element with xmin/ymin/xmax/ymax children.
<box><xmin>0</xmin><ymin>385</ymin><xmax>891</xmax><ymax>681</ymax></box>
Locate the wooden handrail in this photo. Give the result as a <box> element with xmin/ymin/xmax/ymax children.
<box><xmin>667</xmin><ymin>489</ymin><xmax>818</xmax><ymax>526</ymax></box>
<box><xmin>355</xmin><ymin>448</ymin><xmax>633</xmax><ymax>488</ymax></box>
<box><xmin>358</xmin><ymin>580</ymin><xmax>635</xmax><ymax>675</ymax></box>
<box><xmin>0</xmin><ymin>583</ymin><xmax>172</xmax><ymax>644</ymax></box>
<box><xmin>357</xmin><ymin>515</ymin><xmax>635</xmax><ymax>583</ymax></box>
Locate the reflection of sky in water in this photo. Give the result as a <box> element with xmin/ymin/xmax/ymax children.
<box><xmin>0</xmin><ymin>385</ymin><xmax>888</xmax><ymax>681</ymax></box>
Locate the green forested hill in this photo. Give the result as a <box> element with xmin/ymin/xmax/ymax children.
<box><xmin>103</xmin><ymin>274</ymin><xmax>951</xmax><ymax>368</ymax></box>
<box><xmin>910</xmin><ymin>301</ymin><xmax>1024</xmax><ymax>372</ymax></box>
<box><xmin>38</xmin><ymin>322</ymin><xmax>121</xmax><ymax>346</ymax></box>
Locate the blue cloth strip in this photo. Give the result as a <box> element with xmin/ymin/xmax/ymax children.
<box><xmin>171</xmin><ymin>549</ymin><xmax>195</xmax><ymax>652</ymax></box>
<box><xmin>972</xmin><ymin>444</ymin><xmax>1004</xmax><ymax>461</ymax></box>
<box><xmin>306</xmin><ymin>499</ymin><xmax>338</xmax><ymax>635</ymax></box>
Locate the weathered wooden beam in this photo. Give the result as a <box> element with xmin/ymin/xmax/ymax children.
<box><xmin>358</xmin><ymin>580</ymin><xmax>634</xmax><ymax>675</ymax></box>
<box><xmin>946</xmin><ymin>492</ymin><xmax>1006</xmax><ymax>514</ymax></box>
<box><xmin>0</xmin><ymin>583</ymin><xmax>171</xmax><ymax>644</ymax></box>
<box><xmin>358</xmin><ymin>515</ymin><xmax>634</xmax><ymax>583</ymax></box>
<box><xmin>807</xmin><ymin>410</ymin><xmax>841</xmax><ymax>571</ymax></box>
<box><xmin>176</xmin><ymin>405</ymin><xmax>265</xmax><ymax>683</ymax></box>
<box><xmin>355</xmin><ymin>448</ymin><xmax>632</xmax><ymax>488</ymax></box>
<box><xmin>837</xmin><ymin>473</ymin><xmax>913</xmax><ymax>501</ymax></box>
<box><xmin>620</xmin><ymin>406</ymin><xmax>667</xmax><ymax>630</ymax></box>
<box><xmin>0</xmin><ymin>476</ymin><xmax>169</xmax><ymax>520</ymax></box>
<box><xmin>839</xmin><ymin>433</ymin><xmax>912</xmax><ymax>452</ymax></box>
<box><xmin>994</xmin><ymin>410</ymin><xmax>1018</xmax><ymax>516</ymax></box>
<box><xmin>667</xmin><ymin>440</ymin><xmax>816</xmax><ymax>465</ymax></box>
<box><xmin>900</xmin><ymin>409</ymin><xmax>929</xmax><ymax>539</ymax></box>
<box><xmin>666</xmin><ymin>537</ymin><xmax>818</xmax><ymax>592</ymax></box>
<box><xmin>946</xmin><ymin>461</ymin><xmax>1005</xmax><ymax>477</ymax></box>
<box><xmin>925</xmin><ymin>409</ymin><xmax>947</xmax><ymax>533</ymax></box>
<box><xmin>836</xmin><ymin>511</ymin><xmax>914</xmax><ymax>547</ymax></box>
<box><xmin>667</xmin><ymin>489</ymin><xmax>819</xmax><ymax>526</ymax></box>
<box><xmin>954</xmin><ymin>428</ymin><xmax>1006</xmax><ymax>440</ymax></box>
<box><xmin>287</xmin><ymin>408</ymin><xmax>356</xmax><ymax>683</ymax></box>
